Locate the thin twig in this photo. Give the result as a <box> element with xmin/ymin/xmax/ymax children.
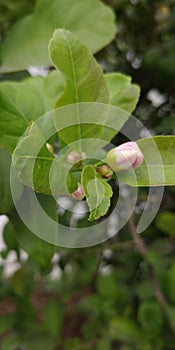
<box><xmin>126</xmin><ymin>196</ymin><xmax>175</xmax><ymax>336</ymax></box>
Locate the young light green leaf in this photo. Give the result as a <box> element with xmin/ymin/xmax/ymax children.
<box><xmin>81</xmin><ymin>165</ymin><xmax>113</xmax><ymax>221</ymax></box>
<box><xmin>0</xmin><ymin>0</ymin><xmax>116</xmax><ymax>72</ymax></box>
<box><xmin>118</xmin><ymin>136</ymin><xmax>175</xmax><ymax>186</ymax></box>
<box><xmin>105</xmin><ymin>73</ymin><xmax>140</xmax><ymax>113</ymax></box>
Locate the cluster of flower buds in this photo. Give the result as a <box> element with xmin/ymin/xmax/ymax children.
<box><xmin>106</xmin><ymin>142</ymin><xmax>144</xmax><ymax>171</ymax></box>
<box><xmin>70</xmin><ymin>182</ymin><xmax>85</xmax><ymax>201</ymax></box>
<box><xmin>66</xmin><ymin>151</ymin><xmax>86</xmax><ymax>164</ymax></box>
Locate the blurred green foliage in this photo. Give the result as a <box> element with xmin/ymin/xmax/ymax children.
<box><xmin>0</xmin><ymin>0</ymin><xmax>175</xmax><ymax>349</ymax></box>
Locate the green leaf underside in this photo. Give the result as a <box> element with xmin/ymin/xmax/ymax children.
<box><xmin>81</xmin><ymin>165</ymin><xmax>113</xmax><ymax>221</ymax></box>
<box><xmin>105</xmin><ymin>73</ymin><xmax>140</xmax><ymax>114</ymax></box>
<box><xmin>12</xmin><ymin>123</ymin><xmax>54</xmax><ymax>194</ymax></box>
<box><xmin>0</xmin><ymin>71</ymin><xmax>64</xmax><ymax>153</ymax></box>
<box><xmin>0</xmin><ymin>0</ymin><xmax>116</xmax><ymax>72</ymax></box>
<box><xmin>118</xmin><ymin>136</ymin><xmax>175</xmax><ymax>186</ymax></box>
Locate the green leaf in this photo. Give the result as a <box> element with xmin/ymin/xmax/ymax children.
<box><xmin>118</xmin><ymin>136</ymin><xmax>175</xmax><ymax>186</ymax></box>
<box><xmin>9</xmin><ymin>195</ymin><xmax>56</xmax><ymax>267</ymax></box>
<box><xmin>43</xmin><ymin>300</ymin><xmax>63</xmax><ymax>337</ymax></box>
<box><xmin>0</xmin><ymin>148</ymin><xmax>23</xmax><ymax>214</ymax></box>
<box><xmin>156</xmin><ymin>212</ymin><xmax>175</xmax><ymax>236</ymax></box>
<box><xmin>81</xmin><ymin>165</ymin><xmax>113</xmax><ymax>221</ymax></box>
<box><xmin>0</xmin><ymin>315</ymin><xmax>14</xmax><ymax>334</ymax></box>
<box><xmin>137</xmin><ymin>301</ymin><xmax>163</xmax><ymax>333</ymax></box>
<box><xmin>109</xmin><ymin>317</ymin><xmax>141</xmax><ymax>342</ymax></box>
<box><xmin>3</xmin><ymin>221</ymin><xmax>19</xmax><ymax>251</ymax></box>
<box><xmin>0</xmin><ymin>71</ymin><xmax>64</xmax><ymax>153</ymax></box>
<box><xmin>1</xmin><ymin>334</ymin><xmax>20</xmax><ymax>350</ymax></box>
<box><xmin>162</xmin><ymin>263</ymin><xmax>175</xmax><ymax>304</ymax></box>
<box><xmin>49</xmin><ymin>29</ymin><xmax>109</xmax><ymax>107</ymax></box>
<box><xmin>67</xmin><ymin>172</ymin><xmax>78</xmax><ymax>194</ymax></box>
<box><xmin>12</xmin><ymin>122</ymin><xmax>55</xmax><ymax>194</ymax></box>
<box><xmin>0</xmin><ymin>0</ymin><xmax>116</xmax><ymax>73</ymax></box>
<box><xmin>50</xmin><ymin>29</ymin><xmax>110</xmax><ymax>149</ymax></box>
<box><xmin>105</xmin><ymin>73</ymin><xmax>140</xmax><ymax>113</ymax></box>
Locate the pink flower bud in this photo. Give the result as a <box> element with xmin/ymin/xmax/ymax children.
<box><xmin>96</xmin><ymin>165</ymin><xmax>113</xmax><ymax>179</ymax></box>
<box><xmin>71</xmin><ymin>183</ymin><xmax>85</xmax><ymax>201</ymax></box>
<box><xmin>66</xmin><ymin>151</ymin><xmax>80</xmax><ymax>164</ymax></box>
<box><xmin>106</xmin><ymin>142</ymin><xmax>144</xmax><ymax>171</ymax></box>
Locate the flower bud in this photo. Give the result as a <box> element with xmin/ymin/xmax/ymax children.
<box><xmin>66</xmin><ymin>151</ymin><xmax>87</xmax><ymax>164</ymax></box>
<box><xmin>46</xmin><ymin>143</ymin><xmax>54</xmax><ymax>154</ymax></box>
<box><xmin>96</xmin><ymin>165</ymin><xmax>113</xmax><ymax>179</ymax></box>
<box><xmin>71</xmin><ymin>182</ymin><xmax>85</xmax><ymax>201</ymax></box>
<box><xmin>106</xmin><ymin>142</ymin><xmax>144</xmax><ymax>171</ymax></box>
<box><xmin>67</xmin><ymin>151</ymin><xmax>80</xmax><ymax>164</ymax></box>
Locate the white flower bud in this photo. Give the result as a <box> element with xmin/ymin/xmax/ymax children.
<box><xmin>46</xmin><ymin>143</ymin><xmax>54</xmax><ymax>154</ymax></box>
<box><xmin>106</xmin><ymin>142</ymin><xmax>144</xmax><ymax>171</ymax></box>
<box><xmin>66</xmin><ymin>151</ymin><xmax>87</xmax><ymax>164</ymax></box>
<box><xmin>66</xmin><ymin>151</ymin><xmax>80</xmax><ymax>164</ymax></box>
<box><xmin>71</xmin><ymin>183</ymin><xmax>85</xmax><ymax>201</ymax></box>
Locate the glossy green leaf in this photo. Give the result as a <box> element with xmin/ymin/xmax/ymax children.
<box><xmin>0</xmin><ymin>0</ymin><xmax>116</xmax><ymax>73</ymax></box>
<box><xmin>105</xmin><ymin>73</ymin><xmax>140</xmax><ymax>113</ymax></box>
<box><xmin>81</xmin><ymin>165</ymin><xmax>113</xmax><ymax>221</ymax></box>
<box><xmin>0</xmin><ymin>71</ymin><xmax>64</xmax><ymax>153</ymax></box>
<box><xmin>118</xmin><ymin>136</ymin><xmax>175</xmax><ymax>186</ymax></box>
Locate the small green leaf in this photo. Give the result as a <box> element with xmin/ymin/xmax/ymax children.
<box><xmin>0</xmin><ymin>0</ymin><xmax>116</xmax><ymax>72</ymax></box>
<box><xmin>105</xmin><ymin>73</ymin><xmax>140</xmax><ymax>113</ymax></box>
<box><xmin>67</xmin><ymin>172</ymin><xmax>78</xmax><ymax>194</ymax></box>
<box><xmin>118</xmin><ymin>136</ymin><xmax>175</xmax><ymax>186</ymax></box>
<box><xmin>81</xmin><ymin>165</ymin><xmax>113</xmax><ymax>221</ymax></box>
